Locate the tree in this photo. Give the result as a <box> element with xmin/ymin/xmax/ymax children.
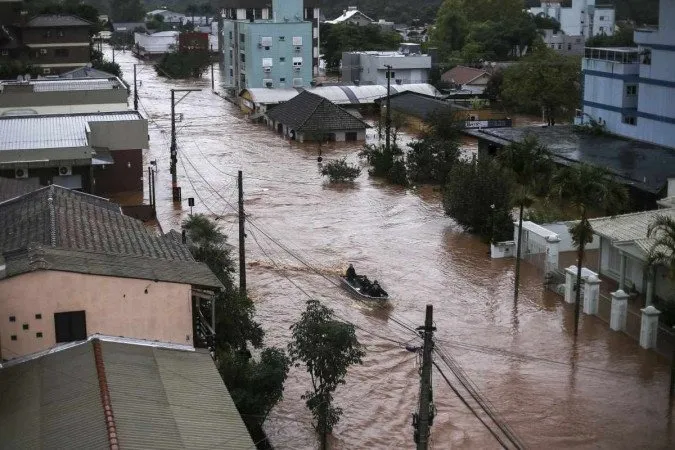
<box><xmin>109</xmin><ymin>0</ymin><xmax>145</xmax><ymax>21</ymax></box>
<box><xmin>497</xmin><ymin>137</ymin><xmax>554</xmax><ymax>301</ymax></box>
<box><xmin>552</xmin><ymin>164</ymin><xmax>628</xmax><ymax>337</ymax></box>
<box><xmin>500</xmin><ymin>46</ymin><xmax>581</xmax><ymax>124</ymax></box>
<box><xmin>360</xmin><ymin>143</ymin><xmax>408</xmax><ymax>186</ymax></box>
<box><xmin>443</xmin><ymin>156</ymin><xmax>513</xmax><ymax>241</ymax></box>
<box><xmin>647</xmin><ymin>215</ymin><xmax>675</xmax><ymax>281</ymax></box>
<box><xmin>156</xmin><ymin>51</ymin><xmax>211</xmax><ymax>78</ymax></box>
<box><xmin>321</xmin><ymin>22</ymin><xmax>401</xmax><ymax>70</ymax></box>
<box><xmin>320</xmin><ymin>158</ymin><xmax>362</xmax><ymax>183</ymax></box>
<box><xmin>406</xmin><ymin>138</ymin><xmax>460</xmax><ymax>185</ymax></box>
<box><xmin>288</xmin><ymin>300</ymin><xmax>365</xmax><ymax>449</ymax></box>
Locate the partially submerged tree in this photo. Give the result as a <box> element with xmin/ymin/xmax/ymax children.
<box><xmin>552</xmin><ymin>164</ymin><xmax>628</xmax><ymax>337</ymax></box>
<box><xmin>320</xmin><ymin>158</ymin><xmax>361</xmax><ymax>183</ymax></box>
<box><xmin>647</xmin><ymin>215</ymin><xmax>675</xmax><ymax>281</ymax></box>
<box><xmin>288</xmin><ymin>300</ymin><xmax>365</xmax><ymax>449</ymax></box>
<box><xmin>497</xmin><ymin>136</ymin><xmax>554</xmax><ymax>301</ymax></box>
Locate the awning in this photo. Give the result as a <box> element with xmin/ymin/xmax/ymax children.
<box><xmin>91</xmin><ymin>149</ymin><xmax>114</xmax><ymax>165</ymax></box>
<box><xmin>53</xmin><ymin>174</ymin><xmax>83</xmax><ymax>190</ymax></box>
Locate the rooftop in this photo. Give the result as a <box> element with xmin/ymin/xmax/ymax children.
<box><xmin>266</xmin><ymin>90</ymin><xmax>368</xmax><ymax>132</ymax></box>
<box><xmin>0</xmin><ymin>111</ymin><xmax>144</xmax><ymax>151</ymax></box>
<box><xmin>25</xmin><ymin>14</ymin><xmax>92</xmax><ymax>28</ymax></box>
<box><xmin>0</xmin><ymin>335</ymin><xmax>255</xmax><ymax>449</ymax></box>
<box><xmin>0</xmin><ymin>185</ymin><xmax>221</xmax><ymax>288</ymax></box>
<box><xmin>590</xmin><ymin>208</ymin><xmax>675</xmax><ymax>257</ymax></box>
<box><xmin>375</xmin><ymin>91</ymin><xmax>450</xmax><ymax>120</ymax></box>
<box><xmin>0</xmin><ymin>176</ymin><xmax>41</xmax><ymax>202</ymax></box>
<box><xmin>0</xmin><ymin>77</ymin><xmax>125</xmax><ymax>93</ymax></box>
<box><xmin>465</xmin><ymin>125</ymin><xmax>675</xmax><ymax>194</ymax></box>
<box><xmin>59</xmin><ymin>67</ymin><xmax>119</xmax><ymax>79</ymax></box>
<box><xmin>326</xmin><ymin>7</ymin><xmax>373</xmax><ymax>25</ymax></box>
<box><xmin>441</xmin><ymin>66</ymin><xmax>489</xmax><ymax>85</ymax></box>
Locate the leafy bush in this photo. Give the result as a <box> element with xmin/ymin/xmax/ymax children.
<box><xmin>406</xmin><ymin>137</ymin><xmax>460</xmax><ymax>185</ymax></box>
<box><xmin>360</xmin><ymin>143</ymin><xmax>408</xmax><ymax>186</ymax></box>
<box><xmin>0</xmin><ymin>61</ymin><xmax>40</xmax><ymax>80</ymax></box>
<box><xmin>156</xmin><ymin>51</ymin><xmax>210</xmax><ymax>78</ymax></box>
<box><xmin>92</xmin><ymin>59</ymin><xmax>122</xmax><ymax>77</ymax></box>
<box><xmin>320</xmin><ymin>158</ymin><xmax>361</xmax><ymax>182</ymax></box>
<box><xmin>443</xmin><ymin>156</ymin><xmax>513</xmax><ymax>240</ymax></box>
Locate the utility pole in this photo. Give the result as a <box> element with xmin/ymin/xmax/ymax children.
<box><xmin>133</xmin><ymin>64</ymin><xmax>138</xmax><ymax>110</ymax></box>
<box><xmin>414</xmin><ymin>304</ymin><xmax>436</xmax><ymax>450</ymax></box>
<box><xmin>238</xmin><ymin>170</ymin><xmax>247</xmax><ymax>296</ymax></box>
<box><xmin>170</xmin><ymin>88</ymin><xmax>201</xmax><ymax>201</ymax></box>
<box><xmin>385</xmin><ymin>64</ymin><xmax>392</xmax><ymax>152</ymax></box>
<box><xmin>210</xmin><ymin>45</ymin><xmax>215</xmax><ymax>91</ymax></box>
<box><xmin>671</xmin><ymin>325</ymin><xmax>675</xmax><ymax>398</ymax></box>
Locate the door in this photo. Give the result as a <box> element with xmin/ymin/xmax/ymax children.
<box><xmin>345</xmin><ymin>132</ymin><xmax>357</xmax><ymax>142</ymax></box>
<box><xmin>54</xmin><ymin>310</ymin><xmax>87</xmax><ymax>343</ymax></box>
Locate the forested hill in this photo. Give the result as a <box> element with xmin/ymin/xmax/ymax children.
<box><xmin>320</xmin><ymin>0</ymin><xmax>442</xmax><ymax>25</ymax></box>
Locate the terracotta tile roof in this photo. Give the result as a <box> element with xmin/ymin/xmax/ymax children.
<box><xmin>0</xmin><ymin>337</ymin><xmax>255</xmax><ymax>449</ymax></box>
<box><xmin>0</xmin><ymin>185</ymin><xmax>221</xmax><ymax>288</ymax></box>
<box><xmin>265</xmin><ymin>90</ymin><xmax>368</xmax><ymax>132</ymax></box>
<box><xmin>441</xmin><ymin>66</ymin><xmax>489</xmax><ymax>85</ymax></box>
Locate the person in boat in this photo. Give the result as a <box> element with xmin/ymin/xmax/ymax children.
<box><xmin>346</xmin><ymin>264</ymin><xmax>357</xmax><ymax>281</ymax></box>
<box><xmin>371</xmin><ymin>280</ymin><xmax>385</xmax><ymax>297</ymax></box>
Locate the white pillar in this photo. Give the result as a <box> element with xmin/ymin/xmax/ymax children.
<box><xmin>545</xmin><ymin>235</ymin><xmax>561</xmax><ymax>274</ymax></box>
<box><xmin>564</xmin><ymin>265</ymin><xmax>577</xmax><ymax>304</ymax></box>
<box><xmin>610</xmin><ymin>289</ymin><xmax>629</xmax><ymax>332</ymax></box>
<box><xmin>645</xmin><ymin>271</ymin><xmax>655</xmax><ymax>307</ymax></box>
<box><xmin>583</xmin><ymin>274</ymin><xmax>600</xmax><ymax>315</ymax></box>
<box><xmin>618</xmin><ymin>252</ymin><xmax>627</xmax><ymax>290</ymax></box>
<box><xmin>639</xmin><ymin>305</ymin><xmax>660</xmax><ymax>349</ymax></box>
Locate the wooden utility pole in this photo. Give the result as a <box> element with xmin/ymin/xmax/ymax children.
<box><xmin>385</xmin><ymin>64</ymin><xmax>392</xmax><ymax>152</ymax></box>
<box><xmin>414</xmin><ymin>305</ymin><xmax>436</xmax><ymax>450</ymax></box>
<box><xmin>133</xmin><ymin>64</ymin><xmax>138</xmax><ymax>110</ymax></box>
<box><xmin>169</xmin><ymin>88</ymin><xmax>201</xmax><ymax>201</ymax></box>
<box><xmin>238</xmin><ymin>170</ymin><xmax>247</xmax><ymax>296</ymax></box>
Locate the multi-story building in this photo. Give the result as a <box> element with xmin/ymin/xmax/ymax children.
<box><xmin>580</xmin><ymin>0</ymin><xmax>675</xmax><ymax>149</ymax></box>
<box><xmin>326</xmin><ymin>6</ymin><xmax>374</xmax><ymax>26</ymax></box>
<box><xmin>541</xmin><ymin>29</ymin><xmax>585</xmax><ymax>55</ymax></box>
<box><xmin>22</xmin><ymin>15</ymin><xmax>92</xmax><ymax>75</ymax></box>
<box><xmin>222</xmin><ymin>0</ymin><xmax>313</xmax><ymax>89</ymax></box>
<box><xmin>341</xmin><ymin>44</ymin><xmax>431</xmax><ymax>86</ymax></box>
<box><xmin>529</xmin><ymin>0</ymin><xmax>615</xmax><ymax>37</ymax></box>
<box><xmin>221</xmin><ymin>0</ymin><xmax>320</xmax><ymax>81</ymax></box>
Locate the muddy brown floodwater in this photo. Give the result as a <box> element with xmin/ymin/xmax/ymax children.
<box><xmin>108</xmin><ymin>46</ymin><xmax>674</xmax><ymax>449</ymax></box>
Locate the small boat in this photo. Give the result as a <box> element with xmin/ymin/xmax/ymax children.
<box><xmin>340</xmin><ymin>275</ymin><xmax>388</xmax><ymax>301</ymax></box>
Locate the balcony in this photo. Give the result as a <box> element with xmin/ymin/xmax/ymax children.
<box><xmin>584</xmin><ymin>47</ymin><xmax>640</xmax><ymax>64</ymax></box>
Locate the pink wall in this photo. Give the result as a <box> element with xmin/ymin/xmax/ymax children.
<box><xmin>0</xmin><ymin>271</ymin><xmax>193</xmax><ymax>359</ymax></box>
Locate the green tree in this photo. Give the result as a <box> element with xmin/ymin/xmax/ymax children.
<box><xmin>406</xmin><ymin>138</ymin><xmax>460</xmax><ymax>185</ymax></box>
<box><xmin>360</xmin><ymin>143</ymin><xmax>408</xmax><ymax>186</ymax></box>
<box><xmin>552</xmin><ymin>164</ymin><xmax>628</xmax><ymax>337</ymax></box>
<box><xmin>497</xmin><ymin>137</ymin><xmax>554</xmax><ymax>300</ymax></box>
<box><xmin>288</xmin><ymin>300</ymin><xmax>365</xmax><ymax>450</ymax></box>
<box><xmin>320</xmin><ymin>158</ymin><xmax>362</xmax><ymax>183</ymax></box>
<box><xmin>321</xmin><ymin>23</ymin><xmax>401</xmax><ymax>70</ymax></box>
<box><xmin>443</xmin><ymin>156</ymin><xmax>513</xmax><ymax>241</ymax></box>
<box><xmin>500</xmin><ymin>46</ymin><xmax>581</xmax><ymax>124</ymax></box>
<box><xmin>156</xmin><ymin>51</ymin><xmax>211</xmax><ymax>78</ymax></box>
<box><xmin>647</xmin><ymin>215</ymin><xmax>675</xmax><ymax>280</ymax></box>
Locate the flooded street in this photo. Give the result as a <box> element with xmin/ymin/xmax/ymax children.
<box><xmin>110</xmin><ymin>47</ymin><xmax>674</xmax><ymax>449</ymax></box>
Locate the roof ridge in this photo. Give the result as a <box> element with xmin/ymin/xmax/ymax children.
<box><xmin>48</xmin><ymin>185</ymin><xmax>57</xmax><ymax>247</ymax></box>
<box><xmin>92</xmin><ymin>339</ymin><xmax>120</xmax><ymax>450</ymax></box>
<box><xmin>296</xmin><ymin>91</ymin><xmax>326</xmax><ymax>130</ymax></box>
<box><xmin>590</xmin><ymin>207</ymin><xmax>675</xmax><ymax>222</ymax></box>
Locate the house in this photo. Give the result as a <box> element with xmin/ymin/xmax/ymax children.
<box><xmin>59</xmin><ymin>66</ymin><xmax>118</xmax><ymax>79</ymax></box>
<box><xmin>21</xmin><ymin>15</ymin><xmax>92</xmax><ymax>76</ymax></box>
<box><xmin>326</xmin><ymin>6</ymin><xmax>374</xmax><ymax>26</ymax></box>
<box><xmin>529</xmin><ymin>0</ymin><xmax>615</xmax><ymax>37</ymax></box>
<box><xmin>373</xmin><ymin>19</ymin><xmax>395</xmax><ymax>32</ymax></box>
<box><xmin>590</xmin><ymin>206</ymin><xmax>675</xmax><ymax>307</ymax></box>
<box><xmin>0</xmin><ymin>111</ymin><xmax>149</xmax><ymax>195</ymax></box>
<box><xmin>375</xmin><ymin>91</ymin><xmax>512</xmax><ymax>132</ymax></box>
<box><xmin>265</xmin><ymin>90</ymin><xmax>368</xmax><ymax>142</ymax></box>
<box><xmin>441</xmin><ymin>66</ymin><xmax>491</xmax><ymax>94</ymax></box>
<box><xmin>134</xmin><ymin>31</ymin><xmax>179</xmax><ymax>58</ymax></box>
<box><xmin>541</xmin><ymin>29</ymin><xmax>585</xmax><ymax>55</ymax></box>
<box><xmin>0</xmin><ymin>335</ymin><xmax>255</xmax><ymax>448</ymax></box>
<box><xmin>466</xmin><ymin>125</ymin><xmax>675</xmax><ymax>209</ymax></box>
<box><xmin>238</xmin><ymin>83</ymin><xmax>441</xmax><ymax>114</ymax></box>
<box><xmin>0</xmin><ymin>77</ymin><xmax>130</xmax><ymax>115</ymax></box>
<box><xmin>579</xmin><ymin>0</ymin><xmax>675</xmax><ymax>149</ymax></box>
<box><xmin>179</xmin><ymin>32</ymin><xmax>209</xmax><ymax>52</ymax></box>
<box><xmin>222</xmin><ymin>0</ymin><xmax>321</xmax><ymax>78</ymax></box>
<box><xmin>0</xmin><ymin>185</ymin><xmax>222</xmax><ymax>360</ymax></box>
<box><xmin>341</xmin><ymin>45</ymin><xmax>432</xmax><ymax>86</ymax></box>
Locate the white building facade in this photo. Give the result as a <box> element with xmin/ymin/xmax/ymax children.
<box><xmin>529</xmin><ymin>0</ymin><xmax>615</xmax><ymax>37</ymax></box>
<box><xmin>580</xmin><ymin>0</ymin><xmax>675</xmax><ymax>149</ymax></box>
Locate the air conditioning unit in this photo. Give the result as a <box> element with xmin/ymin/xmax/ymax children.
<box><xmin>58</xmin><ymin>165</ymin><xmax>72</xmax><ymax>176</ymax></box>
<box><xmin>294</xmin><ymin>46</ymin><xmax>302</xmax><ymax>52</ymax></box>
<box><xmin>15</xmin><ymin>167</ymin><xmax>28</xmax><ymax>178</ymax></box>
<box><xmin>395</xmin><ymin>79</ymin><xmax>402</xmax><ymax>85</ymax></box>
<box><xmin>294</xmin><ymin>66</ymin><xmax>301</xmax><ymax>71</ymax></box>
<box><xmin>257</xmin><ymin>43</ymin><xmax>262</xmax><ymax>48</ymax></box>
<box><xmin>263</xmin><ymin>67</ymin><xmax>271</xmax><ymax>73</ymax></box>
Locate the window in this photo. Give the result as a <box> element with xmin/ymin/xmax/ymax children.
<box><xmin>54</xmin><ymin>310</ymin><xmax>87</xmax><ymax>343</ymax></box>
<box><xmin>558</xmin><ymin>44</ymin><xmax>562</xmax><ymax>49</ymax></box>
<box><xmin>280</xmin><ymin>77</ymin><xmax>285</xmax><ymax>82</ymax></box>
<box><xmin>279</xmin><ymin>36</ymin><xmax>285</xmax><ymax>41</ymax></box>
<box><xmin>9</xmin><ymin>315</ymin><xmax>15</xmax><ymax>322</ymax></box>
<box><xmin>240</xmin><ymin>73</ymin><xmax>246</xmax><ymax>84</ymax></box>
<box><xmin>568</xmin><ymin>43</ymin><xmax>572</xmax><ymax>50</ymax></box>
<box><xmin>229</xmin><ymin>68</ymin><xmax>233</xmax><ymax>76</ymax></box>
<box><xmin>229</xmin><ymin>49</ymin><xmax>233</xmax><ymax>60</ymax></box>
<box><xmin>262</xmin><ymin>57</ymin><xmax>273</xmax><ymax>67</ymax></box>
<box><xmin>279</xmin><ymin>57</ymin><xmax>285</xmax><ymax>62</ymax></box>
<box><xmin>292</xmin><ymin>57</ymin><xmax>303</xmax><ymax>67</ymax></box>
<box><xmin>622</xmin><ymin>115</ymin><xmax>637</xmax><ymax>126</ymax></box>
<box><xmin>22</xmin><ymin>323</ymin><xmax>29</xmax><ymax>330</ymax></box>
<box><xmin>40</xmin><ymin>48</ymin><xmax>48</xmax><ymax>55</ymax></box>
<box><xmin>345</xmin><ymin>132</ymin><xmax>358</xmax><ymax>141</ymax></box>
<box><xmin>229</xmin><ymin>31</ymin><xmax>233</xmax><ymax>40</ymax></box>
<box><xmin>239</xmin><ymin>33</ymin><xmax>245</xmax><ymax>43</ymax></box>
<box><xmin>42</xmin><ymin>68</ymin><xmax>51</xmax><ymax>75</ymax></box>
<box><xmin>35</xmin><ymin>313</ymin><xmax>42</xmax><ymax>319</ymax></box>
<box><xmin>57</xmin><ymin>30</ymin><xmax>64</xmax><ymax>37</ymax></box>
<box><xmin>10</xmin><ymin>335</ymin><xmax>16</xmax><ymax>341</ymax></box>
<box><xmin>642</xmin><ymin>49</ymin><xmax>651</xmax><ymax>65</ymax></box>
<box><xmin>240</xmin><ymin>52</ymin><xmax>245</xmax><ymax>63</ymax></box>
<box><xmin>36</xmin><ymin>332</ymin><xmax>43</xmax><ymax>338</ymax></box>
<box><xmin>626</xmin><ymin>85</ymin><xmax>637</xmax><ymax>96</ymax></box>
<box><xmin>599</xmin><ymin>16</ymin><xmax>605</xmax><ymax>20</ymax></box>
<box><xmin>386</xmin><ymin>71</ymin><xmax>396</xmax><ymax>79</ymax></box>
<box><xmin>292</xmin><ymin>36</ymin><xmax>302</xmax><ymax>46</ymax></box>
<box><xmin>54</xmin><ymin>48</ymin><xmax>69</xmax><ymax>57</ymax></box>
<box><xmin>599</xmin><ymin>26</ymin><xmax>604</xmax><ymax>33</ymax></box>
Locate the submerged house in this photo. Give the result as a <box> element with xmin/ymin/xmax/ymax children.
<box><xmin>264</xmin><ymin>90</ymin><xmax>368</xmax><ymax>142</ymax></box>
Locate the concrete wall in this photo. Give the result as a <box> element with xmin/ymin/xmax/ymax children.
<box><xmin>94</xmin><ymin>148</ymin><xmax>143</xmax><ymax>194</ymax></box>
<box><xmin>0</xmin><ymin>89</ymin><xmax>129</xmax><ymax>115</ymax></box>
<box><xmin>0</xmin><ymin>271</ymin><xmax>193</xmax><ymax>359</ymax></box>
<box><xmin>88</xmin><ymin>120</ymin><xmax>149</xmax><ymax>151</ymax></box>
<box><xmin>543</xmin><ymin>222</ymin><xmax>600</xmax><ymax>252</ymax></box>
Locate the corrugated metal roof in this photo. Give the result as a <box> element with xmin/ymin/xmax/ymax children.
<box><xmin>0</xmin><ymin>111</ymin><xmax>144</xmax><ymax>151</ymax></box>
<box><xmin>0</xmin><ymin>338</ymin><xmax>254</xmax><ymax>449</ymax></box>
<box><xmin>28</xmin><ymin>78</ymin><xmax>120</xmax><ymax>92</ymax></box>
<box><xmin>25</xmin><ymin>14</ymin><xmax>92</xmax><ymax>28</ymax></box>
<box><xmin>0</xmin><ymin>342</ymin><xmax>109</xmax><ymax>449</ymax></box>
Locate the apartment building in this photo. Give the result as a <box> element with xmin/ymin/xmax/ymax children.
<box><xmin>342</xmin><ymin>44</ymin><xmax>431</xmax><ymax>86</ymax></box>
<box><xmin>529</xmin><ymin>0</ymin><xmax>615</xmax><ymax>37</ymax></box>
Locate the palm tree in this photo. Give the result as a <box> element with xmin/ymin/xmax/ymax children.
<box><xmin>552</xmin><ymin>163</ymin><xmax>628</xmax><ymax>337</ymax></box>
<box><xmin>497</xmin><ymin>136</ymin><xmax>554</xmax><ymax>302</ymax></box>
<box><xmin>647</xmin><ymin>215</ymin><xmax>675</xmax><ymax>280</ymax></box>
